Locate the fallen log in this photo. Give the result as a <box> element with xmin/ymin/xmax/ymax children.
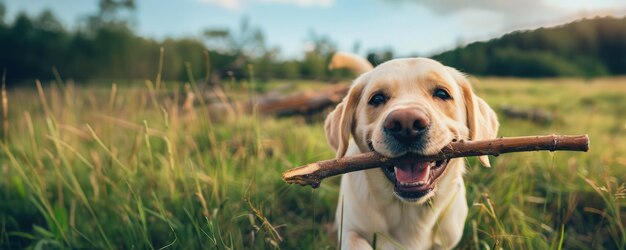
<box><xmin>283</xmin><ymin>134</ymin><xmax>589</xmax><ymax>188</ymax></box>
<box><xmin>256</xmin><ymin>84</ymin><xmax>348</xmax><ymax>116</ymax></box>
<box><xmin>251</xmin><ymin>52</ymin><xmax>368</xmax><ymax>117</ymax></box>
<box><xmin>204</xmin><ymin>83</ymin><xmax>349</xmax><ymax>120</ymax></box>
<box><xmin>501</xmin><ymin>105</ymin><xmax>553</xmax><ymax>124</ymax></box>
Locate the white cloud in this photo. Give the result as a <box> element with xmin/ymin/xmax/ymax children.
<box><xmin>385</xmin><ymin>0</ymin><xmax>547</xmax><ymax>15</ymax></box>
<box><xmin>385</xmin><ymin>0</ymin><xmax>626</xmax><ymax>38</ymax></box>
<box><xmin>197</xmin><ymin>0</ymin><xmax>335</xmax><ymax>10</ymax></box>
<box><xmin>456</xmin><ymin>8</ymin><xmax>505</xmax><ymax>39</ymax></box>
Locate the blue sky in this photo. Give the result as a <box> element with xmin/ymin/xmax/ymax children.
<box><xmin>4</xmin><ymin>0</ymin><xmax>626</xmax><ymax>58</ymax></box>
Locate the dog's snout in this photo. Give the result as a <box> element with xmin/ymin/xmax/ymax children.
<box><xmin>384</xmin><ymin>109</ymin><xmax>430</xmax><ymax>143</ymax></box>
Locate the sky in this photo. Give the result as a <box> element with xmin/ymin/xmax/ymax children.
<box><xmin>4</xmin><ymin>0</ymin><xmax>626</xmax><ymax>58</ymax></box>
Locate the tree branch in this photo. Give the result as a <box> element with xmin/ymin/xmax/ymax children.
<box><xmin>283</xmin><ymin>134</ymin><xmax>589</xmax><ymax>188</ymax></box>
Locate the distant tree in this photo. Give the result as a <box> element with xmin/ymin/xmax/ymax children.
<box><xmin>204</xmin><ymin>17</ymin><xmax>265</xmax><ymax>57</ymax></box>
<box><xmin>308</xmin><ymin>32</ymin><xmax>335</xmax><ymax>56</ymax></box>
<box><xmin>0</xmin><ymin>2</ymin><xmax>5</xmax><ymax>24</ymax></box>
<box><xmin>366</xmin><ymin>48</ymin><xmax>394</xmax><ymax>66</ymax></box>
<box><xmin>83</xmin><ymin>0</ymin><xmax>135</xmax><ymax>31</ymax></box>
<box><xmin>160</xmin><ymin>38</ymin><xmax>208</xmax><ymax>81</ymax></box>
<box><xmin>254</xmin><ymin>48</ymin><xmax>280</xmax><ymax>81</ymax></box>
<box><xmin>5</xmin><ymin>13</ymin><xmax>36</xmax><ymax>80</ymax></box>
<box><xmin>203</xmin><ymin>17</ymin><xmax>266</xmax><ymax>79</ymax></box>
<box><xmin>432</xmin><ymin>17</ymin><xmax>626</xmax><ymax>78</ymax></box>
<box><xmin>11</xmin><ymin>13</ymin><xmax>32</xmax><ymax>36</ymax></box>
<box><xmin>98</xmin><ymin>0</ymin><xmax>135</xmax><ymax>23</ymax></box>
<box><xmin>300</xmin><ymin>31</ymin><xmax>337</xmax><ymax>79</ymax></box>
<box><xmin>3</xmin><ymin>2</ymin><xmax>626</xmax><ymax>85</ymax></box>
<box><xmin>36</xmin><ymin>10</ymin><xmax>65</xmax><ymax>33</ymax></box>
<box><xmin>301</xmin><ymin>51</ymin><xmax>325</xmax><ymax>79</ymax></box>
<box><xmin>274</xmin><ymin>60</ymin><xmax>301</xmax><ymax>79</ymax></box>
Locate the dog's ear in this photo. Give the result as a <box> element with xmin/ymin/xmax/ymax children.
<box><xmin>325</xmin><ymin>78</ymin><xmax>366</xmax><ymax>158</ymax></box>
<box><xmin>449</xmin><ymin>67</ymin><xmax>499</xmax><ymax>167</ymax></box>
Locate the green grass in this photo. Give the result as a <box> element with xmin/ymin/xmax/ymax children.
<box><xmin>0</xmin><ymin>77</ymin><xmax>625</xmax><ymax>249</ymax></box>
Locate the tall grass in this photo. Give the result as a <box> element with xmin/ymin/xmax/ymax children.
<box><xmin>0</xmin><ymin>76</ymin><xmax>624</xmax><ymax>249</ymax></box>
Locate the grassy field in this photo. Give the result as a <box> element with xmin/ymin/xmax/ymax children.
<box><xmin>0</xmin><ymin>77</ymin><xmax>625</xmax><ymax>249</ymax></box>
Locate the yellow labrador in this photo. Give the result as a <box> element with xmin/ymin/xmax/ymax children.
<box><xmin>326</xmin><ymin>53</ymin><xmax>499</xmax><ymax>249</ymax></box>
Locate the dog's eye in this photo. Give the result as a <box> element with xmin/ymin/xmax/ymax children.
<box><xmin>433</xmin><ymin>88</ymin><xmax>451</xmax><ymax>100</ymax></box>
<box><xmin>368</xmin><ymin>93</ymin><xmax>387</xmax><ymax>106</ymax></box>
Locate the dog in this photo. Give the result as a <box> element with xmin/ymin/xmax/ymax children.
<box><xmin>326</xmin><ymin>52</ymin><xmax>499</xmax><ymax>249</ymax></box>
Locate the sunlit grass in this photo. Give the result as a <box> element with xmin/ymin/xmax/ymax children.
<box><xmin>0</xmin><ymin>77</ymin><xmax>624</xmax><ymax>249</ymax></box>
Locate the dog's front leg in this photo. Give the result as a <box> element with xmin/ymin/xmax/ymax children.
<box><xmin>341</xmin><ymin>231</ymin><xmax>373</xmax><ymax>250</ymax></box>
<box><xmin>432</xmin><ymin>181</ymin><xmax>468</xmax><ymax>249</ymax></box>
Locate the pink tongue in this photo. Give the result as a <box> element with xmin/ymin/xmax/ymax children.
<box><xmin>395</xmin><ymin>161</ymin><xmax>431</xmax><ymax>183</ymax></box>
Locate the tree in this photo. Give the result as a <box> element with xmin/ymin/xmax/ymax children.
<box><xmin>366</xmin><ymin>48</ymin><xmax>394</xmax><ymax>67</ymax></box>
<box><xmin>300</xmin><ymin>31</ymin><xmax>337</xmax><ymax>79</ymax></box>
<box><xmin>36</xmin><ymin>10</ymin><xmax>65</xmax><ymax>33</ymax></box>
<box><xmin>98</xmin><ymin>0</ymin><xmax>135</xmax><ymax>23</ymax></box>
<box><xmin>204</xmin><ymin>17</ymin><xmax>266</xmax><ymax>57</ymax></box>
<box><xmin>203</xmin><ymin>17</ymin><xmax>267</xmax><ymax>79</ymax></box>
<box><xmin>432</xmin><ymin>17</ymin><xmax>626</xmax><ymax>77</ymax></box>
<box><xmin>83</xmin><ymin>0</ymin><xmax>136</xmax><ymax>31</ymax></box>
<box><xmin>0</xmin><ymin>2</ymin><xmax>5</xmax><ymax>24</ymax></box>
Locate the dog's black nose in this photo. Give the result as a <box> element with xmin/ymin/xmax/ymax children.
<box><xmin>384</xmin><ymin>109</ymin><xmax>429</xmax><ymax>143</ymax></box>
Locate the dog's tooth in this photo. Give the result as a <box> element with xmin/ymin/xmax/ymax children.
<box><xmin>398</xmin><ymin>180</ymin><xmax>429</xmax><ymax>186</ymax></box>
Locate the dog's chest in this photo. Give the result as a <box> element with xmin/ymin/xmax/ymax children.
<box><xmin>383</xmin><ymin>203</ymin><xmax>439</xmax><ymax>247</ymax></box>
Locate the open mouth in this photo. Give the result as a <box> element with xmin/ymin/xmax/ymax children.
<box><xmin>366</xmin><ymin>138</ymin><xmax>450</xmax><ymax>201</ymax></box>
<box><xmin>381</xmin><ymin>158</ymin><xmax>449</xmax><ymax>201</ymax></box>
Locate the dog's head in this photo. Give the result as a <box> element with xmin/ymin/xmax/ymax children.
<box><xmin>325</xmin><ymin>58</ymin><xmax>499</xmax><ymax>203</ymax></box>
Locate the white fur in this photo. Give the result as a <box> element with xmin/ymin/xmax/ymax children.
<box><xmin>336</xmin><ymin>142</ymin><xmax>467</xmax><ymax>249</ymax></box>
<box><xmin>326</xmin><ymin>55</ymin><xmax>498</xmax><ymax>249</ymax></box>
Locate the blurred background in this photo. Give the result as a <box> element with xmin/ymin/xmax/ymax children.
<box><xmin>1</xmin><ymin>0</ymin><xmax>626</xmax><ymax>84</ymax></box>
<box><xmin>0</xmin><ymin>0</ymin><xmax>625</xmax><ymax>249</ymax></box>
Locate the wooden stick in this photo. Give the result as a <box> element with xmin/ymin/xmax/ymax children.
<box><xmin>283</xmin><ymin>134</ymin><xmax>589</xmax><ymax>188</ymax></box>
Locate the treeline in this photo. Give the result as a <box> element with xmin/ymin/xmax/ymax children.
<box><xmin>0</xmin><ymin>16</ymin><xmax>211</xmax><ymax>83</ymax></box>
<box><xmin>2</xmin><ymin>0</ymin><xmax>626</xmax><ymax>84</ymax></box>
<box><xmin>0</xmin><ymin>2</ymin><xmax>352</xmax><ymax>86</ymax></box>
<box><xmin>432</xmin><ymin>17</ymin><xmax>626</xmax><ymax>78</ymax></box>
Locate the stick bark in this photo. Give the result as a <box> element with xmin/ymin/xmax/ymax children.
<box><xmin>282</xmin><ymin>134</ymin><xmax>589</xmax><ymax>188</ymax></box>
